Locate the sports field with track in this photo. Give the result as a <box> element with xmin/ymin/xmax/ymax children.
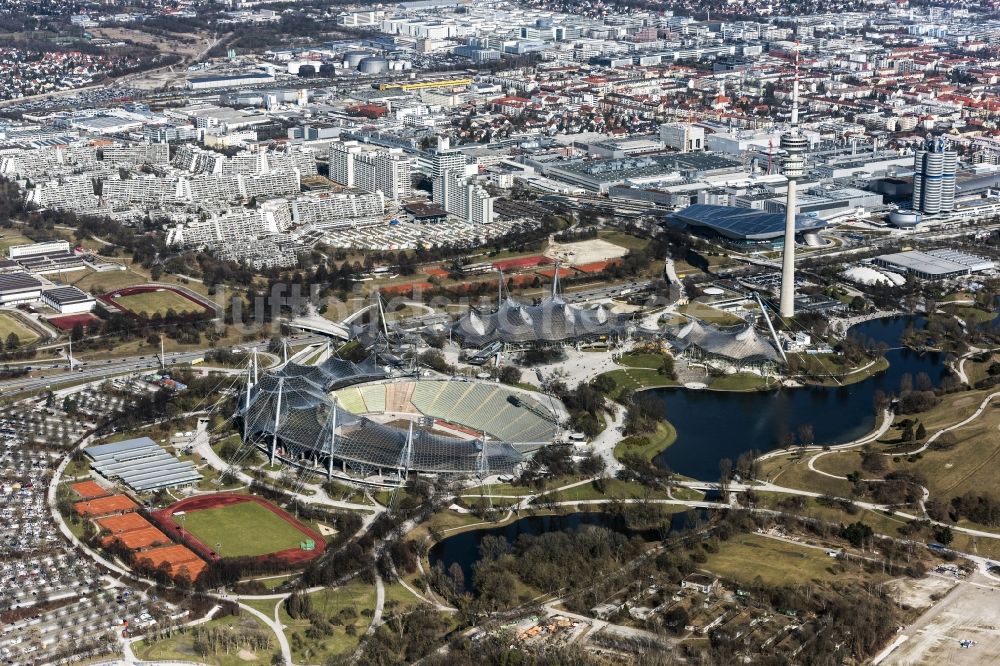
<box><xmin>177</xmin><ymin>500</ymin><xmax>308</xmax><ymax>558</ymax></box>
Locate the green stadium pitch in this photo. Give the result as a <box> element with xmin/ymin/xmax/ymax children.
<box><xmin>175</xmin><ymin>500</ymin><xmax>310</xmax><ymax>559</ymax></box>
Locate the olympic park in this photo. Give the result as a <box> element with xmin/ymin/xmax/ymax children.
<box><xmin>235</xmin><ymin>282</ymin><xmax>634</xmax><ymax>488</ymax></box>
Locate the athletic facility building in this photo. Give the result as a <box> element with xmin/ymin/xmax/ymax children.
<box><xmin>452</xmin><ymin>276</ymin><xmax>632</xmax><ymax>348</ymax></box>
<box><xmin>85</xmin><ymin>437</ymin><xmax>202</xmax><ymax>493</ymax></box>
<box><xmin>669</xmin><ymin>320</ymin><xmax>782</xmax><ymax>370</ymax></box>
<box><xmin>873</xmin><ymin>249</ymin><xmax>995</xmax><ymax>280</ymax></box>
<box><xmin>672</xmin><ymin>204</ymin><xmax>827</xmax><ymax>249</ymax></box>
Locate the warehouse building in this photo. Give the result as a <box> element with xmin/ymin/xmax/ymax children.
<box><xmin>186</xmin><ymin>71</ymin><xmax>276</xmax><ymax>90</ymax></box>
<box><xmin>873</xmin><ymin>249</ymin><xmax>995</xmax><ymax>280</ymax></box>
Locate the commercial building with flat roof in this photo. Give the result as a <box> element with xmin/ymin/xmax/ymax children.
<box><xmin>41</xmin><ymin>286</ymin><xmax>96</xmax><ymax>314</ymax></box>
<box><xmin>86</xmin><ymin>437</ymin><xmax>202</xmax><ymax>493</ymax></box>
<box><xmin>186</xmin><ymin>71</ymin><xmax>276</xmax><ymax>90</ymax></box>
<box><xmin>534</xmin><ymin>152</ymin><xmax>741</xmax><ymax>193</ymax></box>
<box><xmin>0</xmin><ymin>272</ymin><xmax>43</xmax><ymax>305</ymax></box>
<box><xmin>874</xmin><ymin>249</ymin><xmax>995</xmax><ymax>280</ymax></box>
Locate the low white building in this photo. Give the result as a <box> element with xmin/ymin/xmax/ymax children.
<box><xmin>0</xmin><ymin>273</ymin><xmax>43</xmax><ymax>305</ymax></box>
<box><xmin>40</xmin><ymin>286</ymin><xmax>95</xmax><ymax>314</ymax></box>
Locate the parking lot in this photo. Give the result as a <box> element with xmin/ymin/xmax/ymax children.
<box><xmin>0</xmin><ymin>388</ymin><xmax>160</xmax><ymax>665</ymax></box>
<box><xmin>885</xmin><ymin>578</ymin><xmax>1000</xmax><ymax>666</ymax></box>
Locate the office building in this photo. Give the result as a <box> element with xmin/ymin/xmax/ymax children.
<box><xmin>659</xmin><ymin>123</ymin><xmax>704</xmax><ymax>152</ymax></box>
<box><xmin>912</xmin><ymin>136</ymin><xmax>958</xmax><ymax>215</ymax></box>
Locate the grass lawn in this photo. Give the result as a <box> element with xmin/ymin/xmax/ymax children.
<box><xmin>617</xmin><ymin>351</ymin><xmax>672</xmax><ymax>370</ymax></box>
<box><xmin>966</xmin><ymin>354</ymin><xmax>999</xmax><ymax>386</ymax></box>
<box><xmin>950</xmin><ymin>306</ymin><xmax>995</xmax><ymax>325</ymax></box>
<box><xmin>405</xmin><ymin>507</ymin><xmax>491</xmax><ymax>544</ymax></box>
<box><xmin>545</xmin><ymin>478</ymin><xmax>671</xmax><ymax>502</ymax></box>
<box><xmin>885</xmin><ymin>413</ymin><xmax>1000</xmax><ymax>501</ymax></box>
<box><xmin>792</xmin><ymin>354</ymin><xmax>889</xmax><ymax>386</ymax></box>
<box><xmin>614</xmin><ymin>421</ymin><xmax>677</xmax><ymax>463</ymax></box>
<box><xmin>810</xmin><ymin>451</ymin><xmax>865</xmax><ymax>478</ymax></box>
<box><xmin>0</xmin><ymin>311</ymin><xmax>39</xmax><ymax>345</ymax></box>
<box><xmin>180</xmin><ymin>501</ymin><xmax>309</xmax><ymax>558</ymax></box>
<box><xmin>760</xmin><ymin>454</ymin><xmax>855</xmax><ymax>497</ymax></box>
<box><xmin>382</xmin><ymin>581</ymin><xmax>425</xmax><ymax>614</ymax></box>
<box><xmin>677</xmin><ymin>302</ymin><xmax>745</xmax><ymax>326</ymax></box>
<box><xmin>888</xmin><ymin>390</ymin><xmax>988</xmax><ymax>435</ymax></box>
<box><xmin>259</xmin><ymin>574</ymin><xmax>297</xmax><ymax>590</ymax></box>
<box><xmin>0</xmin><ymin>231</ymin><xmax>33</xmax><ymax>252</ymax></box>
<box><xmin>702</xmin><ymin>534</ymin><xmax>846</xmax><ymax>586</ymax></box>
<box><xmin>70</xmin><ymin>267</ymin><xmax>146</xmax><ymax>294</ymax></box>
<box><xmin>597</xmin><ymin>368</ymin><xmax>679</xmax><ymax>399</ymax></box>
<box><xmin>113</xmin><ymin>288</ymin><xmax>205</xmax><ymax>317</ymax></box>
<box><xmin>324</xmin><ymin>480</ymin><xmax>374</xmax><ymax>505</ymax></box>
<box><xmin>599</xmin><ymin>230</ymin><xmax>650</xmax><ymax>251</ymax></box>
<box><xmin>242</xmin><ymin>598</ymin><xmax>280</xmax><ymax>618</ymax></box>
<box><xmin>134</xmin><ymin>613</ymin><xmax>277</xmax><ymax>666</ymax></box>
<box><xmin>708</xmin><ymin>373</ymin><xmax>776</xmax><ymax>391</ymax></box>
<box><xmin>281</xmin><ymin>580</ymin><xmax>375</xmax><ymax>664</ymax></box>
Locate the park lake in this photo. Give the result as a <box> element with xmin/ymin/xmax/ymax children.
<box><xmin>433</xmin><ymin>316</ymin><xmax>959</xmax><ymax>580</ymax></box>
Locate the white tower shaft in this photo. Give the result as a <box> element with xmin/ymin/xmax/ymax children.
<box><xmin>779</xmin><ymin>178</ymin><xmax>797</xmax><ymax>318</ymax></box>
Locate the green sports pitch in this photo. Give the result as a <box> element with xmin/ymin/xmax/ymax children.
<box><xmin>113</xmin><ymin>289</ymin><xmax>203</xmax><ymax>317</ymax></box>
<box><xmin>178</xmin><ymin>501</ymin><xmax>308</xmax><ymax>559</ymax></box>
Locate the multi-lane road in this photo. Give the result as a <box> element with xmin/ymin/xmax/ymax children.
<box><xmin>0</xmin><ymin>334</ymin><xmax>329</xmax><ymax>396</ymax></box>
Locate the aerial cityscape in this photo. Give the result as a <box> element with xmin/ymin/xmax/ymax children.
<box><xmin>3</xmin><ymin>0</ymin><xmax>1000</xmax><ymax>664</ymax></box>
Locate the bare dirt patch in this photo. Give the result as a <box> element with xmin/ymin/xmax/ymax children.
<box><xmin>888</xmin><ymin>576</ymin><xmax>956</xmax><ymax>610</ymax></box>
<box><xmin>545</xmin><ymin>239</ymin><xmax>628</xmax><ymax>266</ymax></box>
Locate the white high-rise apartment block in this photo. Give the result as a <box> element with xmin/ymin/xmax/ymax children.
<box><xmin>431</xmin><ymin>137</ymin><xmax>468</xmax><ymax>179</ymax></box>
<box><xmin>433</xmin><ymin>170</ymin><xmax>494</xmax><ymax>224</ymax></box>
<box><xmin>328</xmin><ymin>141</ymin><xmax>412</xmax><ymax>201</ymax></box>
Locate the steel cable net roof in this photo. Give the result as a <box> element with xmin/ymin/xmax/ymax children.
<box><xmin>241</xmin><ymin>374</ymin><xmax>524</xmax><ymax>474</ymax></box>
<box><xmin>672</xmin><ymin>320</ymin><xmax>780</xmax><ymax>363</ymax></box>
<box><xmin>675</xmin><ymin>204</ymin><xmax>827</xmax><ymax>240</ymax></box>
<box><xmin>454</xmin><ymin>296</ymin><xmax>628</xmax><ymax>345</ymax></box>
<box><xmin>271</xmin><ymin>355</ymin><xmax>387</xmax><ymax>390</ymax></box>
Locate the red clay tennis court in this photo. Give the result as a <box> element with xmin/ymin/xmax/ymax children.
<box><xmin>423</xmin><ymin>266</ymin><xmax>450</xmax><ymax>278</ymax></box>
<box><xmin>47</xmin><ymin>313</ymin><xmax>101</xmax><ymax>331</ymax></box>
<box><xmin>574</xmin><ymin>259</ymin><xmax>622</xmax><ymax>274</ymax></box>
<box><xmin>104</xmin><ymin>527</ymin><xmax>171</xmax><ymax>550</ymax></box>
<box><xmin>537</xmin><ymin>267</ymin><xmax>575</xmax><ymax>280</ymax></box>
<box><xmin>380</xmin><ymin>281</ymin><xmax>433</xmax><ymax>297</ymax></box>
<box><xmin>492</xmin><ymin>255</ymin><xmax>551</xmax><ymax>271</ymax></box>
<box><xmin>74</xmin><ymin>495</ymin><xmax>138</xmax><ymax>518</ymax></box>
<box><xmin>135</xmin><ymin>544</ymin><xmax>205</xmax><ymax>576</ymax></box>
<box><xmin>96</xmin><ymin>512</ymin><xmax>154</xmax><ymax>535</ymax></box>
<box><xmin>71</xmin><ymin>481</ymin><xmax>109</xmax><ymax>500</ymax></box>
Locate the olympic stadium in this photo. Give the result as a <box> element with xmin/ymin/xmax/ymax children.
<box><xmin>236</xmin><ymin>356</ymin><xmax>566</xmax><ymax>485</ymax></box>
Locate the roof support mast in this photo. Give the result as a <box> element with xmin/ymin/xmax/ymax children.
<box><xmin>270</xmin><ymin>378</ymin><xmax>283</xmax><ymax>466</ymax></box>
